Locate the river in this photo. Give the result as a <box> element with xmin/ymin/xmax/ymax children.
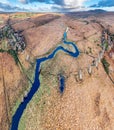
<box><xmin>10</xmin><ymin>30</ymin><xmax>80</xmax><ymax>130</ymax></box>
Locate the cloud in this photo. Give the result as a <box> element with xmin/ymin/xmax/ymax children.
<box><xmin>17</xmin><ymin>0</ymin><xmax>90</xmax><ymax>12</ymax></box>
<box><xmin>1</xmin><ymin>0</ymin><xmax>114</xmax><ymax>12</ymax></box>
<box><xmin>0</xmin><ymin>0</ymin><xmax>9</xmax><ymax>3</ymax></box>
<box><xmin>0</xmin><ymin>2</ymin><xmax>28</xmax><ymax>12</ymax></box>
<box><xmin>52</xmin><ymin>5</ymin><xmax>88</xmax><ymax>12</ymax></box>
<box><xmin>18</xmin><ymin>0</ymin><xmax>27</xmax><ymax>4</ymax></box>
<box><xmin>0</xmin><ymin>8</ymin><xmax>4</xmax><ymax>12</ymax></box>
<box><xmin>18</xmin><ymin>0</ymin><xmax>54</xmax><ymax>4</ymax></box>
<box><xmin>17</xmin><ymin>0</ymin><xmax>89</xmax><ymax>12</ymax></box>
<box><xmin>18</xmin><ymin>0</ymin><xmax>88</xmax><ymax>7</ymax></box>
<box><xmin>64</xmin><ymin>0</ymin><xmax>88</xmax><ymax>7</ymax></box>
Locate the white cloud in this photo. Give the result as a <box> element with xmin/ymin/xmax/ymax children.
<box><xmin>0</xmin><ymin>0</ymin><xmax>9</xmax><ymax>4</ymax></box>
<box><xmin>0</xmin><ymin>8</ymin><xmax>4</xmax><ymax>11</ymax></box>
<box><xmin>15</xmin><ymin>2</ymin><xmax>53</xmax><ymax>12</ymax></box>
<box><xmin>18</xmin><ymin>0</ymin><xmax>27</xmax><ymax>4</ymax></box>
<box><xmin>64</xmin><ymin>0</ymin><xmax>88</xmax><ymax>7</ymax></box>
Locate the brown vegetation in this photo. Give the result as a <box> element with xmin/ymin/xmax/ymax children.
<box><xmin>0</xmin><ymin>12</ymin><xmax>114</xmax><ymax>130</ymax></box>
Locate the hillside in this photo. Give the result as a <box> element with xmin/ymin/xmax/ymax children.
<box><xmin>0</xmin><ymin>12</ymin><xmax>114</xmax><ymax>130</ymax></box>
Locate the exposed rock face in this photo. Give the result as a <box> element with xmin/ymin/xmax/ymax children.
<box><xmin>0</xmin><ymin>12</ymin><xmax>114</xmax><ymax>130</ymax></box>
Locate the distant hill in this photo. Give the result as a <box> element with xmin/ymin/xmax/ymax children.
<box><xmin>88</xmin><ymin>9</ymin><xmax>107</xmax><ymax>13</ymax></box>
<box><xmin>65</xmin><ymin>9</ymin><xmax>108</xmax><ymax>18</ymax></box>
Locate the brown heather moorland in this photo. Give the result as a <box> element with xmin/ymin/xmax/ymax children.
<box><xmin>0</xmin><ymin>12</ymin><xmax>114</xmax><ymax>130</ymax></box>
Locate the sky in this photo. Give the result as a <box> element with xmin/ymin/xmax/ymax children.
<box><xmin>0</xmin><ymin>0</ymin><xmax>114</xmax><ymax>12</ymax></box>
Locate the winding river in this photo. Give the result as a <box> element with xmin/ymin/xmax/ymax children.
<box><xmin>10</xmin><ymin>30</ymin><xmax>80</xmax><ymax>130</ymax></box>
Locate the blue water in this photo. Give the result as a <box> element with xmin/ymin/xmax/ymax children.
<box><xmin>10</xmin><ymin>31</ymin><xmax>80</xmax><ymax>130</ymax></box>
<box><xmin>59</xmin><ymin>74</ymin><xmax>65</xmax><ymax>93</ymax></box>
